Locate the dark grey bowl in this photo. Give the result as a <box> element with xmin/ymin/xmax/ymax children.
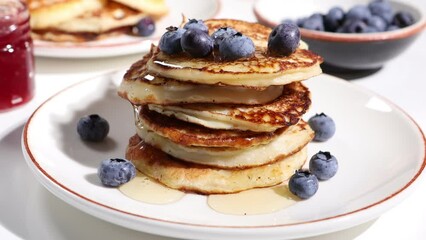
<box><xmin>254</xmin><ymin>0</ymin><xmax>426</xmax><ymax>71</ymax></box>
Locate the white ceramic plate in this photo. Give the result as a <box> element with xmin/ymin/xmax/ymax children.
<box><xmin>33</xmin><ymin>0</ymin><xmax>220</xmax><ymax>58</ymax></box>
<box><xmin>22</xmin><ymin>72</ymin><xmax>426</xmax><ymax>240</ymax></box>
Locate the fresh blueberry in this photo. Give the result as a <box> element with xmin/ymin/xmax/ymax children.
<box><xmin>267</xmin><ymin>23</ymin><xmax>300</xmax><ymax>57</ymax></box>
<box><xmin>77</xmin><ymin>114</ymin><xmax>109</xmax><ymax>142</ymax></box>
<box><xmin>219</xmin><ymin>32</ymin><xmax>255</xmax><ymax>60</ymax></box>
<box><xmin>368</xmin><ymin>0</ymin><xmax>393</xmax><ymax>24</ymax></box>
<box><xmin>364</xmin><ymin>26</ymin><xmax>379</xmax><ymax>33</ymax></box>
<box><xmin>159</xmin><ymin>26</ymin><xmax>186</xmax><ymax>54</ymax></box>
<box><xmin>324</xmin><ymin>7</ymin><xmax>345</xmax><ymax>32</ymax></box>
<box><xmin>288</xmin><ymin>170</ymin><xmax>319</xmax><ymax>199</ymax></box>
<box><xmin>211</xmin><ymin>27</ymin><xmax>237</xmax><ymax>47</ymax></box>
<box><xmin>308</xmin><ymin>113</ymin><xmax>336</xmax><ymax>142</ymax></box>
<box><xmin>181</xmin><ymin>28</ymin><xmax>214</xmax><ymax>57</ymax></box>
<box><xmin>366</xmin><ymin>15</ymin><xmax>387</xmax><ymax>32</ymax></box>
<box><xmin>387</xmin><ymin>25</ymin><xmax>400</xmax><ymax>31</ymax></box>
<box><xmin>346</xmin><ymin>5</ymin><xmax>372</xmax><ymax>22</ymax></box>
<box><xmin>302</xmin><ymin>13</ymin><xmax>324</xmax><ymax>31</ymax></box>
<box><xmin>132</xmin><ymin>17</ymin><xmax>155</xmax><ymax>36</ymax></box>
<box><xmin>343</xmin><ymin>19</ymin><xmax>369</xmax><ymax>33</ymax></box>
<box><xmin>393</xmin><ymin>11</ymin><xmax>415</xmax><ymax>28</ymax></box>
<box><xmin>98</xmin><ymin>158</ymin><xmax>136</xmax><ymax>187</ymax></box>
<box><xmin>183</xmin><ymin>19</ymin><xmax>208</xmax><ymax>33</ymax></box>
<box><xmin>309</xmin><ymin>151</ymin><xmax>338</xmax><ymax>181</ymax></box>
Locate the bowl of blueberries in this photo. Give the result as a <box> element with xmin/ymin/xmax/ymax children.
<box><xmin>254</xmin><ymin>0</ymin><xmax>425</xmax><ymax>71</ymax></box>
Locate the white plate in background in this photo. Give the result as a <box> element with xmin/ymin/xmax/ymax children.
<box><xmin>22</xmin><ymin>72</ymin><xmax>425</xmax><ymax>240</ymax></box>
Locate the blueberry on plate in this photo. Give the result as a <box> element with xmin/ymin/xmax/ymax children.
<box><xmin>366</xmin><ymin>15</ymin><xmax>387</xmax><ymax>32</ymax></box>
<box><xmin>132</xmin><ymin>17</ymin><xmax>155</xmax><ymax>36</ymax></box>
<box><xmin>346</xmin><ymin>5</ymin><xmax>372</xmax><ymax>22</ymax></box>
<box><xmin>267</xmin><ymin>22</ymin><xmax>300</xmax><ymax>57</ymax></box>
<box><xmin>183</xmin><ymin>19</ymin><xmax>208</xmax><ymax>33</ymax></box>
<box><xmin>181</xmin><ymin>28</ymin><xmax>214</xmax><ymax>57</ymax></box>
<box><xmin>288</xmin><ymin>170</ymin><xmax>319</xmax><ymax>199</ymax></box>
<box><xmin>219</xmin><ymin>32</ymin><xmax>255</xmax><ymax>60</ymax></box>
<box><xmin>77</xmin><ymin>114</ymin><xmax>109</xmax><ymax>142</ymax></box>
<box><xmin>302</xmin><ymin>13</ymin><xmax>324</xmax><ymax>31</ymax></box>
<box><xmin>393</xmin><ymin>11</ymin><xmax>415</xmax><ymax>28</ymax></box>
<box><xmin>159</xmin><ymin>26</ymin><xmax>186</xmax><ymax>55</ymax></box>
<box><xmin>324</xmin><ymin>7</ymin><xmax>345</xmax><ymax>32</ymax></box>
<box><xmin>368</xmin><ymin>0</ymin><xmax>393</xmax><ymax>24</ymax></box>
<box><xmin>309</xmin><ymin>151</ymin><xmax>338</xmax><ymax>181</ymax></box>
<box><xmin>98</xmin><ymin>158</ymin><xmax>136</xmax><ymax>187</ymax></box>
<box><xmin>308</xmin><ymin>113</ymin><xmax>336</xmax><ymax>142</ymax></box>
<box><xmin>211</xmin><ymin>27</ymin><xmax>237</xmax><ymax>47</ymax></box>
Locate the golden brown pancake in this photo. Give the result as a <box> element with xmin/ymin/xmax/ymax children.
<box><xmin>148</xmin><ymin>81</ymin><xmax>311</xmax><ymax>132</ymax></box>
<box><xmin>29</xmin><ymin>0</ymin><xmax>106</xmax><ymax>30</ymax></box>
<box><xmin>138</xmin><ymin>106</ymin><xmax>284</xmax><ymax>148</ymax></box>
<box><xmin>146</xmin><ymin>19</ymin><xmax>323</xmax><ymax>87</ymax></box>
<box><xmin>136</xmin><ymin>120</ymin><xmax>313</xmax><ymax>169</ymax></box>
<box><xmin>111</xmin><ymin>0</ymin><xmax>168</xmax><ymax>18</ymax></box>
<box><xmin>126</xmin><ymin>134</ymin><xmax>308</xmax><ymax>194</ymax></box>
<box><xmin>118</xmin><ymin>50</ymin><xmax>284</xmax><ymax>105</ymax></box>
<box><xmin>31</xmin><ymin>1</ymin><xmax>146</xmax><ymax>42</ymax></box>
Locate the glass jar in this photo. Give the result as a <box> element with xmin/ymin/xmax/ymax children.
<box><xmin>0</xmin><ymin>0</ymin><xmax>34</xmax><ymax>111</ymax></box>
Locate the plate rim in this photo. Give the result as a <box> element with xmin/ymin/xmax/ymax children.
<box><xmin>22</xmin><ymin>73</ymin><xmax>426</xmax><ymax>236</ymax></box>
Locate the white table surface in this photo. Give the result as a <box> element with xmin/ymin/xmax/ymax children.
<box><xmin>1</xmin><ymin>0</ymin><xmax>425</xmax><ymax>239</ymax></box>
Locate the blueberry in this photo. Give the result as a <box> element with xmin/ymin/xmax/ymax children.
<box><xmin>181</xmin><ymin>28</ymin><xmax>214</xmax><ymax>57</ymax></box>
<box><xmin>387</xmin><ymin>25</ymin><xmax>400</xmax><ymax>31</ymax></box>
<box><xmin>366</xmin><ymin>15</ymin><xmax>387</xmax><ymax>32</ymax></box>
<box><xmin>346</xmin><ymin>5</ymin><xmax>372</xmax><ymax>22</ymax></box>
<box><xmin>309</xmin><ymin>151</ymin><xmax>338</xmax><ymax>181</ymax></box>
<box><xmin>159</xmin><ymin>26</ymin><xmax>186</xmax><ymax>54</ymax></box>
<box><xmin>368</xmin><ymin>0</ymin><xmax>393</xmax><ymax>24</ymax></box>
<box><xmin>393</xmin><ymin>11</ymin><xmax>415</xmax><ymax>28</ymax></box>
<box><xmin>302</xmin><ymin>13</ymin><xmax>324</xmax><ymax>31</ymax></box>
<box><xmin>98</xmin><ymin>158</ymin><xmax>136</xmax><ymax>187</ymax></box>
<box><xmin>324</xmin><ymin>7</ymin><xmax>345</xmax><ymax>32</ymax></box>
<box><xmin>308</xmin><ymin>113</ymin><xmax>336</xmax><ymax>142</ymax></box>
<box><xmin>132</xmin><ymin>17</ymin><xmax>155</xmax><ymax>36</ymax></box>
<box><xmin>183</xmin><ymin>19</ymin><xmax>208</xmax><ymax>33</ymax></box>
<box><xmin>267</xmin><ymin>23</ymin><xmax>300</xmax><ymax>57</ymax></box>
<box><xmin>288</xmin><ymin>170</ymin><xmax>319</xmax><ymax>199</ymax></box>
<box><xmin>77</xmin><ymin>114</ymin><xmax>109</xmax><ymax>142</ymax></box>
<box><xmin>219</xmin><ymin>32</ymin><xmax>255</xmax><ymax>60</ymax></box>
<box><xmin>211</xmin><ymin>27</ymin><xmax>237</xmax><ymax>47</ymax></box>
<box><xmin>343</xmin><ymin>19</ymin><xmax>369</xmax><ymax>33</ymax></box>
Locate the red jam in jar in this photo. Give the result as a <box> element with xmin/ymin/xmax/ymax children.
<box><xmin>0</xmin><ymin>0</ymin><xmax>34</xmax><ymax>111</ymax></box>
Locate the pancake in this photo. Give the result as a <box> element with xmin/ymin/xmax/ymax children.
<box><xmin>29</xmin><ymin>0</ymin><xmax>106</xmax><ymax>30</ymax></box>
<box><xmin>148</xmin><ymin>81</ymin><xmax>311</xmax><ymax>132</ymax></box>
<box><xmin>136</xmin><ymin>120</ymin><xmax>314</xmax><ymax>169</ymax></box>
<box><xmin>111</xmin><ymin>0</ymin><xmax>168</xmax><ymax>18</ymax></box>
<box><xmin>146</xmin><ymin>19</ymin><xmax>323</xmax><ymax>87</ymax></box>
<box><xmin>126</xmin><ymin>134</ymin><xmax>308</xmax><ymax>194</ymax></box>
<box><xmin>118</xmin><ymin>51</ymin><xmax>283</xmax><ymax>105</ymax></box>
<box><xmin>31</xmin><ymin>1</ymin><xmax>147</xmax><ymax>42</ymax></box>
<box><xmin>138</xmin><ymin>106</ymin><xmax>284</xmax><ymax>148</ymax></box>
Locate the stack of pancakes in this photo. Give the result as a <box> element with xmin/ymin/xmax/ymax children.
<box><xmin>28</xmin><ymin>0</ymin><xmax>168</xmax><ymax>42</ymax></box>
<box><xmin>118</xmin><ymin>19</ymin><xmax>323</xmax><ymax>194</ymax></box>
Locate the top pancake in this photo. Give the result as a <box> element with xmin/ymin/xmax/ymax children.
<box><xmin>146</xmin><ymin>19</ymin><xmax>323</xmax><ymax>87</ymax></box>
